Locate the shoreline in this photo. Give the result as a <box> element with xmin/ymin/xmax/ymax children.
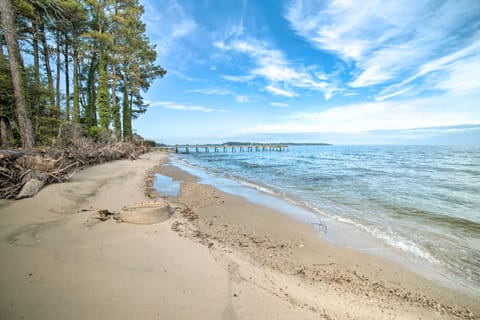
<box><xmin>155</xmin><ymin>155</ymin><xmax>479</xmax><ymax>318</ymax></box>
<box><xmin>0</xmin><ymin>152</ymin><xmax>478</xmax><ymax>319</ymax></box>
<box><xmin>169</xmin><ymin>153</ymin><xmax>479</xmax><ymax>297</ymax></box>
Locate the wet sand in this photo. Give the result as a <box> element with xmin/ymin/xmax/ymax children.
<box><xmin>0</xmin><ymin>152</ymin><xmax>477</xmax><ymax>319</ymax></box>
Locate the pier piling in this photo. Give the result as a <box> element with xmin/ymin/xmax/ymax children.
<box><xmin>173</xmin><ymin>144</ymin><xmax>288</xmax><ymax>154</ymax></box>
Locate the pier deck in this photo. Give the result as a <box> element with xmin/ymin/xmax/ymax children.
<box><xmin>153</xmin><ymin>144</ymin><xmax>289</xmax><ymax>153</ymax></box>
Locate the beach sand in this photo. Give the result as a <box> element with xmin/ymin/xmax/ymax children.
<box><xmin>0</xmin><ymin>152</ymin><xmax>477</xmax><ymax>319</ymax></box>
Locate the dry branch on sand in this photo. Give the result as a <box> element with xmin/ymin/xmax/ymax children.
<box><xmin>0</xmin><ymin>142</ymin><xmax>148</xmax><ymax>200</ymax></box>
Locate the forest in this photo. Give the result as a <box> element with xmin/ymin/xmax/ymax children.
<box><xmin>0</xmin><ymin>0</ymin><xmax>166</xmax><ymax>148</ymax></box>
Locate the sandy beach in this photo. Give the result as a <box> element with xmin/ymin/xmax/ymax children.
<box><xmin>0</xmin><ymin>152</ymin><xmax>478</xmax><ymax>320</ymax></box>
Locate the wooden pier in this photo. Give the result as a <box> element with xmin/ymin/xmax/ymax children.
<box><xmin>159</xmin><ymin>144</ymin><xmax>289</xmax><ymax>154</ymax></box>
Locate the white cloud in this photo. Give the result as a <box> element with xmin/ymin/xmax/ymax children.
<box><xmin>143</xmin><ymin>0</ymin><xmax>197</xmax><ymax>58</ymax></box>
<box><xmin>222</xmin><ymin>74</ymin><xmax>255</xmax><ymax>82</ymax></box>
<box><xmin>151</xmin><ymin>101</ymin><xmax>215</xmax><ymax>112</ymax></box>
<box><xmin>253</xmin><ymin>64</ymin><xmax>302</xmax><ymax>82</ymax></box>
<box><xmin>270</xmin><ymin>102</ymin><xmax>289</xmax><ymax>108</ymax></box>
<box><xmin>233</xmin><ymin>91</ymin><xmax>480</xmax><ymax>135</ymax></box>
<box><xmin>186</xmin><ymin>88</ymin><xmax>256</xmax><ymax>103</ymax></box>
<box><xmin>235</xmin><ymin>95</ymin><xmax>254</xmax><ymax>103</ymax></box>
<box><xmin>376</xmin><ymin>40</ymin><xmax>480</xmax><ymax>99</ymax></box>
<box><xmin>376</xmin><ymin>87</ymin><xmax>412</xmax><ymax>102</ymax></box>
<box><xmin>171</xmin><ymin>18</ymin><xmax>196</xmax><ymax>38</ymax></box>
<box><xmin>265</xmin><ymin>85</ymin><xmax>296</xmax><ymax>98</ymax></box>
<box><xmin>286</xmin><ymin>0</ymin><xmax>480</xmax><ymax>97</ymax></box>
<box><xmin>216</xmin><ymin>39</ymin><xmax>338</xmax><ymax>100</ymax></box>
<box><xmin>187</xmin><ymin>88</ymin><xmax>231</xmax><ymax>95</ymax></box>
<box><xmin>167</xmin><ymin>70</ymin><xmax>197</xmax><ymax>82</ymax></box>
<box><xmin>435</xmin><ymin>58</ymin><xmax>480</xmax><ymax>92</ymax></box>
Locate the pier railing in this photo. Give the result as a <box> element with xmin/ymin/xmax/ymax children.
<box><xmin>153</xmin><ymin>144</ymin><xmax>289</xmax><ymax>153</ymax></box>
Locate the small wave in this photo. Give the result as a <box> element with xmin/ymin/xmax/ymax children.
<box><xmin>296</xmin><ymin>199</ymin><xmax>441</xmax><ymax>264</ymax></box>
<box><xmin>226</xmin><ymin>175</ymin><xmax>279</xmax><ymax>196</ymax></box>
<box><xmin>173</xmin><ymin>146</ymin><xmax>480</xmax><ymax>293</ymax></box>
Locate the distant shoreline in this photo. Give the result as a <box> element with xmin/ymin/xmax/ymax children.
<box><xmin>155</xmin><ymin>142</ymin><xmax>333</xmax><ymax>147</ymax></box>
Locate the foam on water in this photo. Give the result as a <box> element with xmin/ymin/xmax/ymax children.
<box><xmin>169</xmin><ymin>145</ymin><xmax>480</xmax><ymax>295</ymax></box>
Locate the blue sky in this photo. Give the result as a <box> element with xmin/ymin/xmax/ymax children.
<box><xmin>134</xmin><ymin>0</ymin><xmax>480</xmax><ymax>145</ymax></box>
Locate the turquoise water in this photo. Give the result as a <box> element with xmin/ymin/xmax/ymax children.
<box><xmin>170</xmin><ymin>145</ymin><xmax>480</xmax><ymax>293</ymax></box>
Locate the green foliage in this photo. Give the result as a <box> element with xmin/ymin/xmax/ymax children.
<box><xmin>143</xmin><ymin>139</ymin><xmax>156</xmax><ymax>147</ymax></box>
<box><xmin>36</xmin><ymin>114</ymin><xmax>63</xmax><ymax>145</ymax></box>
<box><xmin>122</xmin><ymin>77</ymin><xmax>131</xmax><ymax>140</ymax></box>
<box><xmin>112</xmin><ymin>96</ymin><xmax>121</xmax><ymax>139</ymax></box>
<box><xmin>0</xmin><ymin>57</ymin><xmax>15</xmax><ymax>118</ymax></box>
<box><xmin>2</xmin><ymin>0</ymin><xmax>165</xmax><ymax>147</ymax></box>
<box><xmin>87</xmin><ymin>125</ymin><xmax>114</xmax><ymax>144</ymax></box>
<box><xmin>97</xmin><ymin>54</ymin><xmax>110</xmax><ymax>128</ymax></box>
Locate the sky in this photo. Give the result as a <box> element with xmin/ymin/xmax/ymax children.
<box><xmin>134</xmin><ymin>0</ymin><xmax>480</xmax><ymax>145</ymax></box>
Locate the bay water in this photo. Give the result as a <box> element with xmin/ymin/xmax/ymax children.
<box><xmin>167</xmin><ymin>145</ymin><xmax>480</xmax><ymax>294</ymax></box>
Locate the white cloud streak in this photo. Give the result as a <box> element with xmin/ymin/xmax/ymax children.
<box><xmin>143</xmin><ymin>0</ymin><xmax>197</xmax><ymax>59</ymax></box>
<box><xmin>186</xmin><ymin>88</ymin><xmax>256</xmax><ymax>104</ymax></box>
<box><xmin>233</xmin><ymin>91</ymin><xmax>480</xmax><ymax>135</ymax></box>
<box><xmin>151</xmin><ymin>101</ymin><xmax>215</xmax><ymax>112</ymax></box>
<box><xmin>270</xmin><ymin>102</ymin><xmax>289</xmax><ymax>108</ymax></box>
<box><xmin>186</xmin><ymin>88</ymin><xmax>231</xmax><ymax>95</ymax></box>
<box><xmin>235</xmin><ymin>95</ymin><xmax>254</xmax><ymax>103</ymax></box>
<box><xmin>215</xmin><ymin>39</ymin><xmax>338</xmax><ymax>100</ymax></box>
<box><xmin>265</xmin><ymin>85</ymin><xmax>296</xmax><ymax>98</ymax></box>
<box><xmin>286</xmin><ymin>0</ymin><xmax>480</xmax><ymax>99</ymax></box>
<box><xmin>222</xmin><ymin>74</ymin><xmax>256</xmax><ymax>82</ymax></box>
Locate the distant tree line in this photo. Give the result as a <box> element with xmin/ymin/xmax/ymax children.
<box><xmin>0</xmin><ymin>0</ymin><xmax>166</xmax><ymax>148</ymax></box>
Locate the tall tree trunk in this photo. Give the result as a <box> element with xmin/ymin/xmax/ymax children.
<box><xmin>64</xmin><ymin>31</ymin><xmax>70</xmax><ymax>122</ymax></box>
<box><xmin>39</xmin><ymin>18</ymin><xmax>55</xmax><ymax>110</ymax></box>
<box><xmin>112</xmin><ymin>0</ymin><xmax>120</xmax><ymax>139</ymax></box>
<box><xmin>85</xmin><ymin>51</ymin><xmax>97</xmax><ymax>129</ymax></box>
<box><xmin>122</xmin><ymin>72</ymin><xmax>131</xmax><ymax>140</ymax></box>
<box><xmin>0</xmin><ymin>0</ymin><xmax>35</xmax><ymax>148</ymax></box>
<box><xmin>32</xmin><ymin>21</ymin><xmax>40</xmax><ymax>98</ymax></box>
<box><xmin>112</xmin><ymin>62</ymin><xmax>121</xmax><ymax>138</ymax></box>
<box><xmin>55</xmin><ymin>29</ymin><xmax>61</xmax><ymax>114</ymax></box>
<box><xmin>32</xmin><ymin>21</ymin><xmax>41</xmax><ymax>129</ymax></box>
<box><xmin>97</xmin><ymin>53</ymin><xmax>110</xmax><ymax>129</ymax></box>
<box><xmin>0</xmin><ymin>36</ymin><xmax>10</xmax><ymax>147</ymax></box>
<box><xmin>72</xmin><ymin>41</ymin><xmax>80</xmax><ymax>124</ymax></box>
<box><xmin>0</xmin><ymin>117</ymin><xmax>9</xmax><ymax>147</ymax></box>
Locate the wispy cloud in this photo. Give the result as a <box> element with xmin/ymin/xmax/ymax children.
<box><xmin>167</xmin><ymin>69</ymin><xmax>197</xmax><ymax>82</ymax></box>
<box><xmin>222</xmin><ymin>74</ymin><xmax>256</xmax><ymax>82</ymax></box>
<box><xmin>186</xmin><ymin>88</ymin><xmax>231</xmax><ymax>95</ymax></box>
<box><xmin>286</xmin><ymin>0</ymin><xmax>480</xmax><ymax>99</ymax></box>
<box><xmin>265</xmin><ymin>85</ymin><xmax>296</xmax><ymax>98</ymax></box>
<box><xmin>234</xmin><ymin>91</ymin><xmax>480</xmax><ymax>135</ymax></box>
<box><xmin>143</xmin><ymin>0</ymin><xmax>197</xmax><ymax>61</ymax></box>
<box><xmin>151</xmin><ymin>101</ymin><xmax>215</xmax><ymax>112</ymax></box>
<box><xmin>376</xmin><ymin>40</ymin><xmax>480</xmax><ymax>100</ymax></box>
<box><xmin>235</xmin><ymin>95</ymin><xmax>255</xmax><ymax>103</ymax></box>
<box><xmin>186</xmin><ymin>88</ymin><xmax>256</xmax><ymax>104</ymax></box>
<box><xmin>215</xmin><ymin>39</ymin><xmax>338</xmax><ymax>100</ymax></box>
<box><xmin>270</xmin><ymin>102</ymin><xmax>289</xmax><ymax>108</ymax></box>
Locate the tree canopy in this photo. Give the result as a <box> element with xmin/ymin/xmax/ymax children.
<box><xmin>0</xmin><ymin>0</ymin><xmax>166</xmax><ymax>147</ymax></box>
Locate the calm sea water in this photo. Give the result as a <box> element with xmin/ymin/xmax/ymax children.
<box><xmin>169</xmin><ymin>145</ymin><xmax>480</xmax><ymax>293</ymax></box>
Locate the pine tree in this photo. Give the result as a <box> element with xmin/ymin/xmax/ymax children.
<box><xmin>97</xmin><ymin>53</ymin><xmax>110</xmax><ymax>129</ymax></box>
<box><xmin>115</xmin><ymin>0</ymin><xmax>165</xmax><ymax>140</ymax></box>
<box><xmin>0</xmin><ymin>0</ymin><xmax>165</xmax><ymax>147</ymax></box>
<box><xmin>0</xmin><ymin>0</ymin><xmax>35</xmax><ymax>147</ymax></box>
<box><xmin>0</xmin><ymin>37</ymin><xmax>15</xmax><ymax>147</ymax></box>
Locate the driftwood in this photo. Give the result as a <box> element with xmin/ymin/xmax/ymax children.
<box><xmin>0</xmin><ymin>142</ymin><xmax>148</xmax><ymax>200</ymax></box>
